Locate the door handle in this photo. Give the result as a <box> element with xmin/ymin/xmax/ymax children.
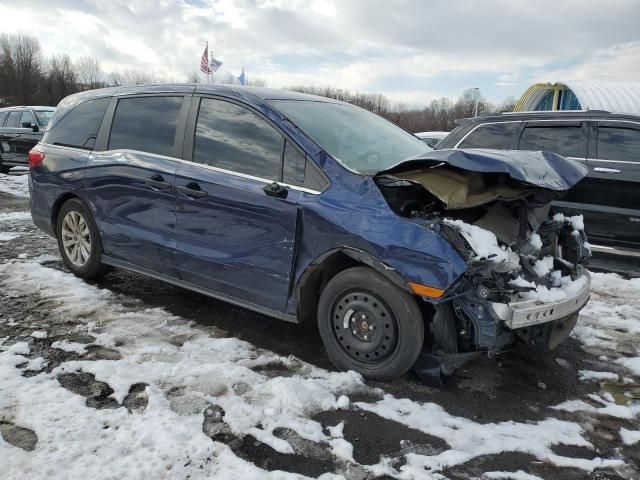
<box><xmin>145</xmin><ymin>173</ymin><xmax>171</xmax><ymax>189</ymax></box>
<box><xmin>177</xmin><ymin>182</ymin><xmax>208</xmax><ymax>198</ymax></box>
<box><xmin>263</xmin><ymin>182</ymin><xmax>288</xmax><ymax>199</ymax></box>
<box><xmin>593</xmin><ymin>167</ymin><xmax>621</xmax><ymax>174</ymax></box>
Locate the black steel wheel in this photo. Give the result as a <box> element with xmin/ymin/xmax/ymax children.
<box><xmin>318</xmin><ymin>266</ymin><xmax>424</xmax><ymax>380</ymax></box>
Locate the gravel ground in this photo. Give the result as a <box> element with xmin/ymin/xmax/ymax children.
<box><xmin>1</xmin><ymin>172</ymin><xmax>639</xmax><ymax>480</ymax></box>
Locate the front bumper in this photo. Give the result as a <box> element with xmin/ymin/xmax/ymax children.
<box><xmin>488</xmin><ymin>268</ymin><xmax>591</xmax><ymax>329</ymax></box>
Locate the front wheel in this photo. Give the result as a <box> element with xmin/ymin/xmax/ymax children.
<box><xmin>317</xmin><ymin>266</ymin><xmax>424</xmax><ymax>381</ymax></box>
<box><xmin>56</xmin><ymin>198</ymin><xmax>111</xmax><ymax>279</ymax></box>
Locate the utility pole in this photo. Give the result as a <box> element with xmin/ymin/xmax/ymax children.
<box><xmin>473</xmin><ymin>87</ymin><xmax>480</xmax><ymax>117</ymax></box>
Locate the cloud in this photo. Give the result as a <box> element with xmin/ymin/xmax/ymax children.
<box><xmin>1</xmin><ymin>0</ymin><xmax>638</xmax><ymax>104</ymax></box>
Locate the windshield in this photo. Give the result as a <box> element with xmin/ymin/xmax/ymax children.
<box><xmin>271</xmin><ymin>100</ymin><xmax>431</xmax><ymax>174</ymax></box>
<box><xmin>34</xmin><ymin>110</ymin><xmax>54</xmax><ymax>127</ymax></box>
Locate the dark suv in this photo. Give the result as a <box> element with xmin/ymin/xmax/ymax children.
<box><xmin>29</xmin><ymin>85</ymin><xmax>591</xmax><ymax>381</ymax></box>
<box><xmin>0</xmin><ymin>106</ymin><xmax>55</xmax><ymax>173</ymax></box>
<box><xmin>437</xmin><ymin>110</ymin><xmax>640</xmax><ymax>248</ymax></box>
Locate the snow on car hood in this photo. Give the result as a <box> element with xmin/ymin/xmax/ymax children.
<box><xmin>377</xmin><ymin>148</ymin><xmax>589</xmax><ymax>192</ymax></box>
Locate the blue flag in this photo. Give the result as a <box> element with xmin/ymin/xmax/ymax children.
<box><xmin>238</xmin><ymin>68</ymin><xmax>246</xmax><ymax>86</ymax></box>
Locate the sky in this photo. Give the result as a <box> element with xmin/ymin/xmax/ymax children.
<box><xmin>1</xmin><ymin>0</ymin><xmax>639</xmax><ymax>106</ymax></box>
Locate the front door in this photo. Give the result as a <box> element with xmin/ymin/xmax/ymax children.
<box><xmin>175</xmin><ymin>97</ymin><xmax>299</xmax><ymax>311</ymax></box>
<box><xmin>583</xmin><ymin>121</ymin><xmax>640</xmax><ymax>247</ymax></box>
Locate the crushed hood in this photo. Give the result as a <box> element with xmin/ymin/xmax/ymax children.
<box><xmin>375</xmin><ymin>149</ymin><xmax>589</xmax><ymax>210</ymax></box>
<box><xmin>378</xmin><ymin>149</ymin><xmax>588</xmax><ymax>190</ymax></box>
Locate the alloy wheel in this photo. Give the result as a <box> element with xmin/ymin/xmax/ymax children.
<box><xmin>61</xmin><ymin>211</ymin><xmax>92</xmax><ymax>267</ymax></box>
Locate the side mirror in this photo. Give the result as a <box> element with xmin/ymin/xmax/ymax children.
<box><xmin>21</xmin><ymin>121</ymin><xmax>39</xmax><ymax>132</ymax></box>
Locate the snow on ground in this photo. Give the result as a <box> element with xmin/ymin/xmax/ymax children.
<box><xmin>0</xmin><ymin>174</ymin><xmax>638</xmax><ymax>478</ymax></box>
<box><xmin>483</xmin><ymin>471</ymin><xmax>544</xmax><ymax>480</ymax></box>
<box><xmin>0</xmin><ymin>172</ymin><xmax>30</xmax><ymax>198</ymax></box>
<box><xmin>1</xmin><ymin>258</ymin><xmax>638</xmax><ymax>479</ymax></box>
<box><xmin>620</xmin><ymin>428</ymin><xmax>640</xmax><ymax>446</ymax></box>
<box><xmin>0</xmin><ymin>260</ymin><xmax>364</xmax><ymax>479</ymax></box>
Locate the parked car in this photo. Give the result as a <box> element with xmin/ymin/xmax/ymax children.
<box><xmin>29</xmin><ymin>85</ymin><xmax>591</xmax><ymax>381</ymax></box>
<box><xmin>437</xmin><ymin>110</ymin><xmax>640</xmax><ymax>249</ymax></box>
<box><xmin>415</xmin><ymin>131</ymin><xmax>449</xmax><ymax>148</ymax></box>
<box><xmin>0</xmin><ymin>106</ymin><xmax>55</xmax><ymax>173</ymax></box>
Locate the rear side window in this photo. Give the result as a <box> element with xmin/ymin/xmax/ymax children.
<box><xmin>44</xmin><ymin>97</ymin><xmax>110</xmax><ymax>149</ymax></box>
<box><xmin>34</xmin><ymin>110</ymin><xmax>54</xmax><ymax>127</ymax></box>
<box><xmin>193</xmin><ymin>98</ymin><xmax>283</xmax><ymax>180</ymax></box>
<box><xmin>20</xmin><ymin>111</ymin><xmax>35</xmax><ymax>127</ymax></box>
<box><xmin>519</xmin><ymin>125</ymin><xmax>585</xmax><ymax>158</ymax></box>
<box><xmin>5</xmin><ymin>111</ymin><xmax>21</xmax><ymax>128</ymax></box>
<box><xmin>109</xmin><ymin>96</ymin><xmax>183</xmax><ymax>157</ymax></box>
<box><xmin>0</xmin><ymin>112</ymin><xmax>8</xmax><ymax>126</ymax></box>
<box><xmin>597</xmin><ymin>126</ymin><xmax>640</xmax><ymax>161</ymax></box>
<box><xmin>458</xmin><ymin>123</ymin><xmax>519</xmax><ymax>149</ymax></box>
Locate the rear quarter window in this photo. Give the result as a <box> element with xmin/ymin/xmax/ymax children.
<box><xmin>44</xmin><ymin>97</ymin><xmax>110</xmax><ymax>150</ymax></box>
<box><xmin>457</xmin><ymin>122</ymin><xmax>520</xmax><ymax>149</ymax></box>
<box><xmin>0</xmin><ymin>112</ymin><xmax>8</xmax><ymax>126</ymax></box>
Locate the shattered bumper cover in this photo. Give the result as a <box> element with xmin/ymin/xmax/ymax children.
<box><xmin>488</xmin><ymin>268</ymin><xmax>591</xmax><ymax>329</ymax></box>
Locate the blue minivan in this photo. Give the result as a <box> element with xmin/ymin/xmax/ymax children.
<box><xmin>29</xmin><ymin>84</ymin><xmax>592</xmax><ymax>381</ymax></box>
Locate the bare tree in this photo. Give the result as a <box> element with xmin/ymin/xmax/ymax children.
<box><xmin>0</xmin><ymin>34</ymin><xmax>44</xmax><ymax>105</ymax></box>
<box><xmin>44</xmin><ymin>54</ymin><xmax>78</xmax><ymax>105</ymax></box>
<box><xmin>75</xmin><ymin>56</ymin><xmax>103</xmax><ymax>90</ymax></box>
<box><xmin>498</xmin><ymin>96</ymin><xmax>517</xmax><ymax>112</ymax></box>
<box><xmin>187</xmin><ymin>71</ymin><xmax>201</xmax><ymax>83</ymax></box>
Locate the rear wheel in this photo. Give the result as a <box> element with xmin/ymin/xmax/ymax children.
<box><xmin>56</xmin><ymin>198</ymin><xmax>111</xmax><ymax>279</ymax></box>
<box><xmin>317</xmin><ymin>266</ymin><xmax>424</xmax><ymax>381</ymax></box>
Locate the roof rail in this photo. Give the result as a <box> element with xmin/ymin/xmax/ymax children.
<box><xmin>500</xmin><ymin>109</ymin><xmax>612</xmax><ymax>115</ymax></box>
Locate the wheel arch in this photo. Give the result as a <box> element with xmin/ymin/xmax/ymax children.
<box><xmin>51</xmin><ymin>192</ymin><xmax>83</xmax><ymax>232</ymax></box>
<box><xmin>295</xmin><ymin>247</ymin><xmax>411</xmax><ymax>325</ymax></box>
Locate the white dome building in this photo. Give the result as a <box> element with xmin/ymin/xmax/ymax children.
<box><xmin>514</xmin><ymin>81</ymin><xmax>640</xmax><ymax>114</ymax></box>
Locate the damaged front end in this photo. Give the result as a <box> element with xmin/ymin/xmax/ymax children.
<box><xmin>375</xmin><ymin>149</ymin><xmax>591</xmax><ymax>384</ymax></box>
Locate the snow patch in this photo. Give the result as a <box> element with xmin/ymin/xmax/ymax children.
<box><xmin>0</xmin><ymin>173</ymin><xmax>30</xmax><ymax>198</ymax></box>
<box><xmin>0</xmin><ymin>211</ymin><xmax>32</xmax><ymax>223</ymax></box>
<box><xmin>51</xmin><ymin>340</ymin><xmax>87</xmax><ymax>354</ymax></box>
<box><xmin>578</xmin><ymin>370</ymin><xmax>619</xmax><ymax>383</ymax></box>
<box><xmin>553</xmin><ymin>213</ymin><xmax>584</xmax><ymax>231</ymax></box>
<box><xmin>443</xmin><ymin>219</ymin><xmax>511</xmax><ymax>263</ymax></box>
<box><xmin>520</xmin><ymin>273</ymin><xmax>588</xmax><ymax>304</ymax></box>
<box><xmin>358</xmin><ymin>395</ymin><xmax>621</xmax><ymax>475</ymax></box>
<box><xmin>0</xmin><ymin>232</ymin><xmax>22</xmax><ymax>241</ymax></box>
<box><xmin>484</xmin><ymin>471</ymin><xmax>544</xmax><ymax>480</ymax></box>
<box><xmin>620</xmin><ymin>428</ymin><xmax>640</xmax><ymax>445</ymax></box>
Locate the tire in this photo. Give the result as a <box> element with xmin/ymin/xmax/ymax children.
<box><xmin>317</xmin><ymin>266</ymin><xmax>424</xmax><ymax>381</ymax></box>
<box><xmin>56</xmin><ymin>198</ymin><xmax>111</xmax><ymax>279</ymax></box>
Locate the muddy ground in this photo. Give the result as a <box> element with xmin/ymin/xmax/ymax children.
<box><xmin>1</xmin><ymin>185</ymin><xmax>638</xmax><ymax>480</ymax></box>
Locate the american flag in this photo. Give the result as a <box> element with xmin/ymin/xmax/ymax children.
<box><xmin>200</xmin><ymin>44</ymin><xmax>211</xmax><ymax>74</ymax></box>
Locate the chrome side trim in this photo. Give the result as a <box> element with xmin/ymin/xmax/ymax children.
<box><xmin>88</xmin><ymin>148</ymin><xmax>324</xmax><ymax>195</ymax></box>
<box><xmin>489</xmin><ymin>269</ymin><xmax>591</xmax><ymax>329</ymax></box>
<box><xmin>588</xmin><ymin>158</ymin><xmax>639</xmax><ymax>166</ymax></box>
<box><xmin>590</xmin><ymin>244</ymin><xmax>640</xmax><ymax>258</ymax></box>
